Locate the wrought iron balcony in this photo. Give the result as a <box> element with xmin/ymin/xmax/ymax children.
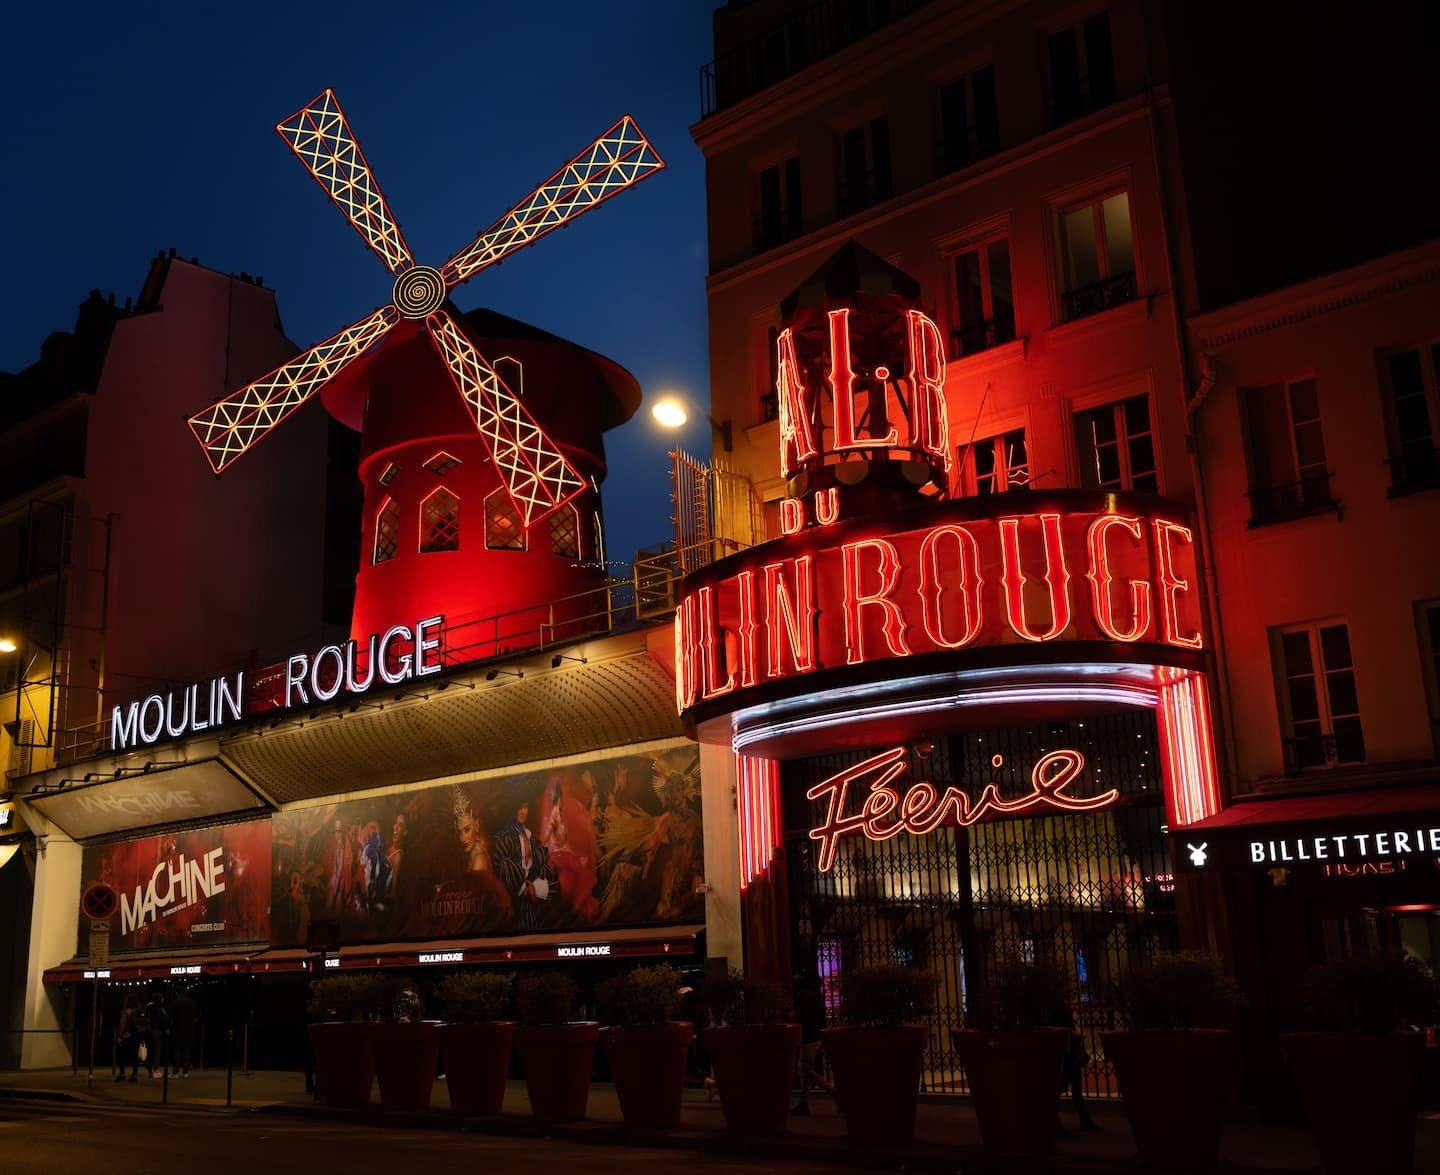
<box><xmin>1386</xmin><ymin>446</ymin><xmax>1440</xmax><ymax>496</ymax></box>
<box><xmin>950</xmin><ymin>318</ymin><xmax>1016</xmax><ymax>360</ymax></box>
<box><xmin>1282</xmin><ymin>732</ymin><xmax>1365</xmax><ymax>774</ymax></box>
<box><xmin>700</xmin><ymin>0</ymin><xmax>936</xmax><ymax>117</ymax></box>
<box><xmin>1059</xmin><ymin>270</ymin><xmax>1136</xmax><ymax>322</ymax></box>
<box><xmin>1246</xmin><ymin>472</ymin><xmax>1337</xmax><ymax>527</ymax></box>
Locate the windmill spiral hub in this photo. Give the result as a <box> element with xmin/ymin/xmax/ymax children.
<box><xmin>393</xmin><ymin>265</ymin><xmax>446</xmax><ymax>318</ymax></box>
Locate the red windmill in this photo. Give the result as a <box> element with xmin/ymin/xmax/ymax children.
<box><xmin>187</xmin><ymin>90</ymin><xmax>662</xmax><ymax>649</ymax></box>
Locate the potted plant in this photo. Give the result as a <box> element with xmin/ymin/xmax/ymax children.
<box><xmin>1102</xmin><ymin>951</ymin><xmax>1242</xmax><ymax>1170</ymax></box>
<box><xmin>435</xmin><ymin>972</ymin><xmax>514</xmax><ymax>1116</ymax></box>
<box><xmin>821</xmin><ymin>965</ymin><xmax>933</xmax><ymax>1147</ymax></box>
<box><xmin>701</xmin><ymin>970</ymin><xmax>799</xmax><ymax>1137</ymax></box>
<box><xmin>600</xmin><ymin>964</ymin><xmax>695</xmax><ymax>1131</ymax></box>
<box><xmin>307</xmin><ymin>975</ymin><xmax>383</xmax><ymax>1108</ymax></box>
<box><xmin>952</xmin><ymin>958</ymin><xmax>1072</xmax><ymax>1159</ymax></box>
<box><xmin>513</xmin><ymin>971</ymin><xmax>597</xmax><ymax>1122</ymax></box>
<box><xmin>371</xmin><ymin>977</ymin><xmax>440</xmax><ymax>1112</ymax></box>
<box><xmin>1281</xmin><ymin>954</ymin><xmax>1438</xmax><ymax>1175</ymax></box>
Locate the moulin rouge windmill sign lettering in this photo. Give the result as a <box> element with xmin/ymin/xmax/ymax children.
<box><xmin>807</xmin><ymin>746</ymin><xmax>1120</xmax><ymax>872</ymax></box>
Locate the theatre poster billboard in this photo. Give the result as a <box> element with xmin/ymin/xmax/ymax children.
<box><xmin>77</xmin><ymin>817</ymin><xmax>273</xmax><ymax>954</ymax></box>
<box><xmin>269</xmin><ymin>743</ymin><xmax>704</xmax><ymax>945</ymax></box>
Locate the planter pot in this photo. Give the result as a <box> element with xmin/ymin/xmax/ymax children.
<box><xmin>703</xmin><ymin>1024</ymin><xmax>801</xmax><ymax>1137</ymax></box>
<box><xmin>602</xmin><ymin>1022</ymin><xmax>696</xmax><ymax>1131</ymax></box>
<box><xmin>371</xmin><ymin>1022</ymin><xmax>440</xmax><ymax>1112</ymax></box>
<box><xmin>1102</xmin><ymin>1029</ymin><xmax>1239</xmax><ymax>1170</ymax></box>
<box><xmin>515</xmin><ymin>1022</ymin><xmax>600</xmax><ymax>1122</ymax></box>
<box><xmin>1281</xmin><ymin>1032</ymin><xmax>1424</xmax><ymax>1175</ymax></box>
<box><xmin>308</xmin><ymin>1022</ymin><xmax>376</xmax><ymax>1108</ymax></box>
<box><xmin>437</xmin><ymin>1021</ymin><xmax>516</xmax><ymax>1116</ymax></box>
<box><xmin>821</xmin><ymin>1025</ymin><xmax>928</xmax><ymax>1147</ymax></box>
<box><xmin>953</xmin><ymin>1028</ymin><xmax>1069</xmax><ymax>1158</ymax></box>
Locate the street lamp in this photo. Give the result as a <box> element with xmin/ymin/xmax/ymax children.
<box><xmin>650</xmin><ymin>395</ymin><xmax>733</xmax><ymax>452</ymax></box>
<box><xmin>0</xmin><ymin>639</ymin><xmax>16</xmax><ymax>654</ymax></box>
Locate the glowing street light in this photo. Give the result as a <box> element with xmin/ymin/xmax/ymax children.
<box><xmin>0</xmin><ymin>639</ymin><xmax>16</xmax><ymax>654</ymax></box>
<box><xmin>650</xmin><ymin>394</ymin><xmax>732</xmax><ymax>451</ymax></box>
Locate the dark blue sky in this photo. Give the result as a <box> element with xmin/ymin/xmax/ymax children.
<box><xmin>2</xmin><ymin>2</ymin><xmax>720</xmax><ymax>561</ymax></box>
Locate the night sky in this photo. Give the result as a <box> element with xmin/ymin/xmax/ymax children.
<box><xmin>2</xmin><ymin>2</ymin><xmax>720</xmax><ymax>561</ymax></box>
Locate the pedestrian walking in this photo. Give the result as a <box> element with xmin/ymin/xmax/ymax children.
<box><xmin>792</xmin><ymin>968</ymin><xmax>832</xmax><ymax>1115</ymax></box>
<box><xmin>143</xmin><ymin>988</ymin><xmax>171</xmax><ymax>1079</ymax></box>
<box><xmin>115</xmin><ymin>1003</ymin><xmax>141</xmax><ymax>1082</ymax></box>
<box><xmin>170</xmin><ymin>986</ymin><xmax>199</xmax><ymax>1077</ymax></box>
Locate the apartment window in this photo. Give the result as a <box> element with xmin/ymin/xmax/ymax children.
<box><xmin>484</xmin><ymin>489</ymin><xmax>525</xmax><ymax>551</ymax></box>
<box><xmin>756</xmin><ymin>156</ymin><xmax>803</xmax><ymax>252</ymax></box>
<box><xmin>939</xmin><ymin>67</ymin><xmax>999</xmax><ymax>172</ymax></box>
<box><xmin>550</xmin><ymin>504</ymin><xmax>580</xmax><ymax>561</ymax></box>
<box><xmin>372</xmin><ymin>498</ymin><xmax>399</xmax><ymax>565</ymax></box>
<box><xmin>1057</xmin><ymin>190</ymin><xmax>1135</xmax><ymax>321</ymax></box>
<box><xmin>1417</xmin><ymin>601</ymin><xmax>1440</xmax><ymax>758</ymax></box>
<box><xmin>951</xmin><ymin>237</ymin><xmax>1015</xmax><ymax>358</ymax></box>
<box><xmin>1047</xmin><ymin>11</ymin><xmax>1116</xmax><ymax>127</ymax></box>
<box><xmin>1381</xmin><ymin>344</ymin><xmax>1440</xmax><ymax>492</ymax></box>
<box><xmin>760</xmin><ymin>325</ymin><xmax>781</xmax><ymax>422</ymax></box>
<box><xmin>1243</xmin><ymin>378</ymin><xmax>1334</xmax><ymax>526</ymax></box>
<box><xmin>839</xmin><ymin>115</ymin><xmax>892</xmax><ymax>215</ymax></box>
<box><xmin>958</xmin><ymin>428</ymin><xmax>1029</xmax><ymax>495</ymax></box>
<box><xmin>1275</xmin><ymin>622</ymin><xmax>1365</xmax><ymax>772</ymax></box>
<box><xmin>1074</xmin><ymin>395</ymin><xmax>1156</xmax><ymax>492</ymax></box>
<box><xmin>419</xmin><ymin>487</ymin><xmax>460</xmax><ymax>553</ymax></box>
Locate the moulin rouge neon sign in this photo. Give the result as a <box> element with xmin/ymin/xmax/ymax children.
<box><xmin>674</xmin><ymin>496</ymin><xmax>1203</xmax><ymax>716</ymax></box>
<box><xmin>807</xmin><ymin>746</ymin><xmax>1120</xmax><ymax>872</ymax></box>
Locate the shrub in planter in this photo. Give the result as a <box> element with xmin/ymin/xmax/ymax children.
<box><xmin>821</xmin><ymin>965</ymin><xmax>933</xmax><ymax>1147</ymax></box>
<box><xmin>702</xmin><ymin>970</ymin><xmax>799</xmax><ymax>1137</ymax></box>
<box><xmin>307</xmin><ymin>975</ymin><xmax>383</xmax><ymax>1108</ymax></box>
<box><xmin>1102</xmin><ymin>951</ymin><xmax>1243</xmax><ymax>1170</ymax></box>
<box><xmin>1282</xmin><ymin>954</ymin><xmax>1439</xmax><ymax>1175</ymax></box>
<box><xmin>953</xmin><ymin>959</ymin><xmax>1072</xmax><ymax>1159</ymax></box>
<box><xmin>436</xmin><ymin>973</ymin><xmax>514</xmax><ymax>1117</ymax></box>
<box><xmin>371</xmin><ymin>977</ymin><xmax>440</xmax><ymax>1112</ymax></box>
<box><xmin>601</xmin><ymin>964</ymin><xmax>695</xmax><ymax>1131</ymax></box>
<box><xmin>514</xmin><ymin>971</ymin><xmax>597</xmax><ymax>1122</ymax></box>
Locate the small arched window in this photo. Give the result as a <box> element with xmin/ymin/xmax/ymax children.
<box><xmin>373</xmin><ymin>497</ymin><xmax>400</xmax><ymax>565</ymax></box>
<box><xmin>484</xmin><ymin>489</ymin><xmax>525</xmax><ymax>551</ymax></box>
<box><xmin>420</xmin><ymin>487</ymin><xmax>461</xmax><ymax>553</ymax></box>
<box><xmin>549</xmin><ymin>504</ymin><xmax>580</xmax><ymax>560</ymax></box>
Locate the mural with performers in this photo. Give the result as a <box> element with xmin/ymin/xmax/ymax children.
<box><xmin>269</xmin><ymin>744</ymin><xmax>703</xmax><ymax>945</ymax></box>
<box><xmin>77</xmin><ymin>818</ymin><xmax>272</xmax><ymax>954</ymax></box>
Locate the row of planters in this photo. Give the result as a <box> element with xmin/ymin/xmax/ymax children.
<box><xmin>310</xmin><ymin>951</ymin><xmax>1436</xmax><ymax>1173</ymax></box>
<box><xmin>851</xmin><ymin>951</ymin><xmax>1436</xmax><ymax>1175</ymax></box>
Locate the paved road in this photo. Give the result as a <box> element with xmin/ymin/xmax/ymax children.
<box><xmin>0</xmin><ymin>1102</ymin><xmax>839</xmax><ymax>1175</ymax></box>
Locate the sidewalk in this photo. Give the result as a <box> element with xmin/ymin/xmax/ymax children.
<box><xmin>2</xmin><ymin>1065</ymin><xmax>1436</xmax><ymax>1172</ymax></box>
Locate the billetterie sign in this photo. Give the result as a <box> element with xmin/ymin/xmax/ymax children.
<box><xmin>111</xmin><ymin>615</ymin><xmax>444</xmax><ymax>751</ymax></box>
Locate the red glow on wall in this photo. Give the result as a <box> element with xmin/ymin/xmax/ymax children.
<box><xmin>805</xmin><ymin>745</ymin><xmax>1120</xmax><ymax>873</ymax></box>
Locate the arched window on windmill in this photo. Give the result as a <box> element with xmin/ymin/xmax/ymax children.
<box><xmin>484</xmin><ymin>488</ymin><xmax>525</xmax><ymax>551</ymax></box>
<box><xmin>549</xmin><ymin>503</ymin><xmax>581</xmax><ymax>561</ymax></box>
<box><xmin>420</xmin><ymin>486</ymin><xmax>461</xmax><ymax>553</ymax></box>
<box><xmin>373</xmin><ymin>497</ymin><xmax>400</xmax><ymax>565</ymax></box>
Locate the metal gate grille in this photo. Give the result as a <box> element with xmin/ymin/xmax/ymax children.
<box><xmin>784</xmin><ymin>709</ymin><xmax>1177</xmax><ymax>1097</ymax></box>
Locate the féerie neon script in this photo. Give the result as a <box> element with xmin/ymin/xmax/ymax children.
<box><xmin>806</xmin><ymin>747</ymin><xmax>1119</xmax><ymax>872</ymax></box>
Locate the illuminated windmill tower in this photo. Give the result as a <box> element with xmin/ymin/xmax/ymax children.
<box><xmin>187</xmin><ymin>90</ymin><xmax>661</xmax><ymax>648</ymax></box>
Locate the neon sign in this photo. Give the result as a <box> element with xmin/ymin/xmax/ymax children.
<box><xmin>675</xmin><ymin>499</ymin><xmax>1202</xmax><ymax>717</ymax></box>
<box><xmin>111</xmin><ymin>614</ymin><xmax>444</xmax><ymax>751</ymax></box>
<box><xmin>806</xmin><ymin>747</ymin><xmax>1120</xmax><ymax>872</ymax></box>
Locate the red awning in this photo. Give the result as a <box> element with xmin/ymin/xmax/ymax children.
<box><xmin>1177</xmin><ymin>782</ymin><xmax>1440</xmax><ymax>832</ymax></box>
<box><xmin>43</xmin><ymin>948</ymin><xmax>259</xmax><ymax>985</ymax></box>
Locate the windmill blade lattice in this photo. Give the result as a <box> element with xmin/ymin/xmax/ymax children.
<box><xmin>188</xmin><ymin>306</ymin><xmax>398</xmax><ymax>474</ymax></box>
<box><xmin>426</xmin><ymin>309</ymin><xmax>587</xmax><ymax>526</ymax></box>
<box><xmin>186</xmin><ymin>89</ymin><xmax>663</xmax><ymax>530</ymax></box>
<box><xmin>276</xmin><ymin>89</ymin><xmax>415</xmax><ymax>275</ymax></box>
<box><xmin>441</xmin><ymin>116</ymin><xmax>664</xmax><ymax>286</ymax></box>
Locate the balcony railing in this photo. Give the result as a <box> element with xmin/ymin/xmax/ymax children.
<box><xmin>1386</xmin><ymin>446</ymin><xmax>1440</xmax><ymax>496</ymax></box>
<box><xmin>1283</xmin><ymin>731</ymin><xmax>1366</xmax><ymax>775</ymax></box>
<box><xmin>700</xmin><ymin>0</ymin><xmax>935</xmax><ymax>117</ymax></box>
<box><xmin>1246</xmin><ymin>472</ymin><xmax>1337</xmax><ymax>527</ymax></box>
<box><xmin>1060</xmin><ymin>270</ymin><xmax>1136</xmax><ymax>322</ymax></box>
<box><xmin>950</xmin><ymin>318</ymin><xmax>1016</xmax><ymax>360</ymax></box>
